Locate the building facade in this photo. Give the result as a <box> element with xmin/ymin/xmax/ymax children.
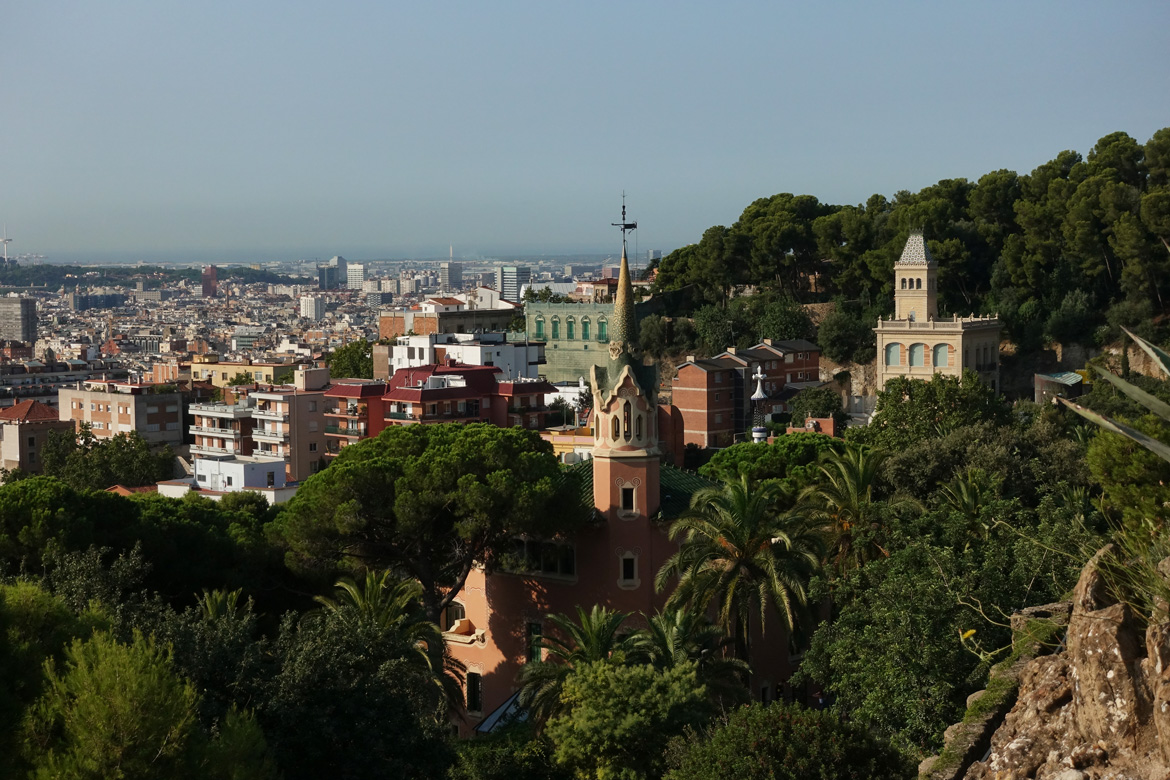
<box><xmin>874</xmin><ymin>232</ymin><xmax>1002</xmax><ymax>391</ymax></box>
<box><xmin>495</xmin><ymin>265</ymin><xmax>531</xmax><ymax>302</ymax></box>
<box><xmin>59</xmin><ymin>381</ymin><xmax>184</xmax><ymax>446</ymax></box>
<box><xmin>379</xmin><ymin>298</ymin><xmax>520</xmax><ymax>340</ymax></box>
<box><xmin>0</xmin><ymin>400</ymin><xmax>74</xmax><ymax>472</ymax></box>
<box><xmin>300</xmin><ymin>296</ymin><xmax>325</xmax><ymax>320</ymax></box>
<box><xmin>373</xmin><ymin>332</ymin><xmax>545</xmax><ymax>381</ymax></box>
<box><xmin>0</xmin><ymin>297</ymin><xmax>37</xmax><ymax>344</ymax></box>
<box><xmin>440</xmin><ymin>261</ymin><xmax>463</xmax><ymax>292</ymax></box>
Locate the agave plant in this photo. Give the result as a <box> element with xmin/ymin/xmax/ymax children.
<box><xmin>1058</xmin><ymin>328</ymin><xmax>1170</xmax><ymax>462</ymax></box>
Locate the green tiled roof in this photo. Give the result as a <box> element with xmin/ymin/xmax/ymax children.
<box><xmin>558</xmin><ymin>459</ymin><xmax>716</xmax><ymax>521</ymax></box>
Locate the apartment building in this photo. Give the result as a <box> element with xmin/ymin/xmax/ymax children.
<box><xmin>188</xmin><ymin>366</ymin><xmax>330</xmax><ymax>481</ymax></box>
<box><xmin>0</xmin><ymin>400</ymin><xmax>74</xmax><ymax>472</ymax></box>
<box><xmin>672</xmin><ymin>339</ymin><xmax>822</xmax><ymax>449</ymax></box>
<box><xmin>189</xmin><ymin>358</ymin><xmax>307</xmax><ymax>388</ymax></box>
<box><xmin>379</xmin><ymin>296</ymin><xmax>520</xmax><ymax>340</ymax></box>
<box><xmin>189</xmin><ymin>400</ymin><xmax>255</xmax><ymax>459</ymax></box>
<box><xmin>323</xmin><ymin>364</ymin><xmax>556</xmax><ymax>457</ymax></box>
<box><xmin>59</xmin><ymin>381</ymin><xmax>184</xmax><ymax>446</ymax></box>
<box><xmin>373</xmin><ymin>332</ymin><xmax>545</xmax><ymax>381</ymax></box>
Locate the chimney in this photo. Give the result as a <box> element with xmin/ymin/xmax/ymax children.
<box><xmin>686</xmin><ymin>355</ymin><xmax>695</xmax><ymax>363</ymax></box>
<box><xmin>726</xmin><ymin>347</ymin><xmax>736</xmax><ymax>355</ymax></box>
<box><xmin>763</xmin><ymin>338</ymin><xmax>773</xmax><ymax>346</ymax></box>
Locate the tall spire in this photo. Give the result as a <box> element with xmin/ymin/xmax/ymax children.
<box><xmin>610</xmin><ymin>194</ymin><xmax>638</xmax><ymax>351</ymax></box>
<box><xmin>612</xmin><ymin>243</ymin><xmax>635</xmax><ymax>348</ymax></box>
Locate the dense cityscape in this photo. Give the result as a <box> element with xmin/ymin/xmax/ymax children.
<box><xmin>3</xmin><ymin>1</ymin><xmax>1170</xmax><ymax>777</ymax></box>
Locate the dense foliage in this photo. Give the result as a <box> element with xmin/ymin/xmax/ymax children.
<box><xmin>328</xmin><ymin>337</ymin><xmax>374</xmax><ymax>379</ymax></box>
<box><xmin>664</xmin><ymin>702</ymin><xmax>912</xmax><ymax>780</ymax></box>
<box><xmin>271</xmin><ymin>423</ymin><xmax>587</xmax><ymax>622</ymax></box>
<box><xmin>41</xmin><ymin>426</ymin><xmax>175</xmax><ymax>492</ymax></box>
<box><xmin>652</xmin><ymin>129</ymin><xmax>1170</xmax><ymax>352</ymax></box>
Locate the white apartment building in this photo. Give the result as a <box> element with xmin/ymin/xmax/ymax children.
<box><xmin>347</xmin><ymin>263</ymin><xmax>366</xmax><ymax>290</ymax></box>
<box><xmin>374</xmin><ymin>332</ymin><xmax>545</xmax><ymax>381</ymax></box>
<box><xmin>300</xmin><ymin>295</ymin><xmax>325</xmax><ymax>320</ymax></box>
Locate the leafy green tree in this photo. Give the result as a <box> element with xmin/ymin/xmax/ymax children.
<box><xmin>518</xmin><ymin>605</ymin><xmax>645</xmax><ymax>725</ymax></box>
<box><xmin>692</xmin><ymin>304</ymin><xmax>738</xmax><ymax>353</ymax></box>
<box><xmin>224</xmin><ymin>372</ymin><xmax>256</xmax><ymax>386</ymax></box>
<box><xmin>449</xmin><ymin>724</ymin><xmax>570</xmax><ymax>780</ymax></box>
<box><xmin>21</xmin><ymin>630</ymin><xmax>276</xmax><ymax>780</ymax></box>
<box><xmin>816</xmin><ymin>308</ymin><xmax>875</xmax><ymax>364</ymax></box>
<box><xmin>272</xmin><ymin>423</ymin><xmax>586</xmax><ymax>623</ymax></box>
<box><xmin>664</xmin><ymin>702</ymin><xmax>912</xmax><ymax>780</ymax></box>
<box><xmin>328</xmin><ymin>338</ymin><xmax>374</xmax><ymax>379</ymax></box>
<box><xmin>257</xmin><ymin>611</ymin><xmax>453</xmax><ymax>780</ymax></box>
<box><xmin>657</xmin><ymin>476</ymin><xmax>825</xmax><ymax>662</ymax></box>
<box><xmin>699</xmin><ymin>432</ymin><xmax>841</xmax><ymax>494</ymax></box>
<box><xmin>546</xmin><ymin>660</ymin><xmax>710</xmax><ymax>780</ymax></box>
<box><xmin>749</xmin><ymin>294</ymin><xmax>815</xmax><ymax>343</ymax></box>
<box><xmin>850</xmin><ymin>371</ymin><xmax>1009</xmax><ymax>451</ymax></box>
<box><xmin>788</xmin><ymin>387</ymin><xmax>845</xmax><ymax>428</ymax></box>
<box><xmin>43</xmin><ymin>427</ymin><xmax>174</xmax><ymax>492</ymax></box>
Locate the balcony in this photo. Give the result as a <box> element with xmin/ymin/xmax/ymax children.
<box><xmin>252</xmin><ymin>428</ymin><xmax>290</xmax><ymax>443</ymax></box>
<box><xmin>252</xmin><ymin>408</ymin><xmax>289</xmax><ymax>422</ymax></box>
<box><xmin>190</xmin><ymin>442</ymin><xmax>238</xmax><ymax>456</ymax></box>
<box><xmin>325</xmin><ymin>404</ymin><xmax>367</xmax><ymax>418</ymax></box>
<box><xmin>384</xmin><ymin>411</ymin><xmax>416</xmax><ymax>421</ymax></box>
<box><xmin>189</xmin><ymin>403</ymin><xmax>251</xmax><ymax>419</ymax></box>
<box><xmin>189</xmin><ymin>424</ymin><xmax>243</xmax><ymax>437</ymax></box>
<box><xmin>325</xmin><ymin>424</ymin><xmax>367</xmax><ymax>437</ymax></box>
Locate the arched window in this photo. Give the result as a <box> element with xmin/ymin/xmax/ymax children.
<box><xmin>908</xmin><ymin>310</ymin><xmax>917</xmax><ymax>322</ymax></box>
<box><xmin>909</xmin><ymin>343</ymin><xmax>925</xmax><ymax>367</ymax></box>
<box><xmin>535</xmin><ymin>318</ymin><xmax>545</xmax><ymax>339</ymax></box>
<box><xmin>933</xmin><ymin>344</ymin><xmax>949</xmax><ymax>367</ymax></box>
<box><xmin>916</xmin><ymin>278</ymin><xmax>922</xmax><ymax>290</ymax></box>
<box><xmin>622</xmin><ymin>401</ymin><xmax>632</xmax><ymax>441</ymax></box>
<box><xmin>566</xmin><ymin>318</ymin><xmax>575</xmax><ymax>340</ymax></box>
<box><xmin>611</xmin><ymin>415</ymin><xmax>620</xmax><ymax>440</ymax></box>
<box><xmin>551</xmin><ymin>319</ymin><xmax>560</xmax><ymax>340</ymax></box>
<box><xmin>900</xmin><ymin>278</ymin><xmax>907</xmax><ymax>289</ymax></box>
<box><xmin>581</xmin><ymin>318</ymin><xmax>591</xmax><ymax>340</ymax></box>
<box><xmin>598</xmin><ymin>318</ymin><xmax>608</xmax><ymax>341</ymax></box>
<box><xmin>885</xmin><ymin>343</ymin><xmax>901</xmax><ymax>366</ymax></box>
<box><xmin>635</xmin><ymin>414</ymin><xmax>643</xmax><ymax>440</ymax></box>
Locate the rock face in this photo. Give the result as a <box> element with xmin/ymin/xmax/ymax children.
<box><xmin>964</xmin><ymin>546</ymin><xmax>1170</xmax><ymax>780</ymax></box>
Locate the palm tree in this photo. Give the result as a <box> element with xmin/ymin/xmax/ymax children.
<box><xmin>802</xmin><ymin>445</ymin><xmax>891</xmax><ymax>575</ymax></box>
<box><xmin>655</xmin><ymin>475</ymin><xmax>825</xmax><ymax>665</ymax></box>
<box><xmin>517</xmin><ymin>604</ymin><xmax>644</xmax><ymax>725</ymax></box>
<box><xmin>642</xmin><ymin>605</ymin><xmax>750</xmax><ymax>704</ymax></box>
<box><xmin>935</xmin><ymin>470</ymin><xmax>992</xmax><ymax>537</ymax></box>
<box><xmin>310</xmin><ymin>570</ymin><xmax>465</xmax><ymax>711</ymax></box>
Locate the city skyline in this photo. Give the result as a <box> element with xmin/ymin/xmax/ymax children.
<box><xmin>2</xmin><ymin>1</ymin><xmax>1168</xmax><ymax>264</ymax></box>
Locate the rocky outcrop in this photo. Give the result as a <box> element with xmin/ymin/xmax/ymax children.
<box><xmin>964</xmin><ymin>545</ymin><xmax>1170</xmax><ymax>780</ymax></box>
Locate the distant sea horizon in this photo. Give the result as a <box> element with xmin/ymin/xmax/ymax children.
<box><xmin>28</xmin><ymin>247</ymin><xmax>660</xmax><ymax>268</ymax></box>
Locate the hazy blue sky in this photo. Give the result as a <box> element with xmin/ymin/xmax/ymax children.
<box><xmin>2</xmin><ymin>1</ymin><xmax>1167</xmax><ymax>263</ymax></box>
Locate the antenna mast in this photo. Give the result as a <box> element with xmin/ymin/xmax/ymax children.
<box><xmin>1</xmin><ymin>226</ymin><xmax>11</xmax><ymax>264</ymax></box>
<box><xmin>610</xmin><ymin>192</ymin><xmax>637</xmax><ymax>257</ymax></box>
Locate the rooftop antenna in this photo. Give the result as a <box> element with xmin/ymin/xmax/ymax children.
<box><xmin>611</xmin><ymin>192</ymin><xmax>637</xmax><ymax>259</ymax></box>
<box><xmin>1</xmin><ymin>226</ymin><xmax>11</xmax><ymax>263</ymax></box>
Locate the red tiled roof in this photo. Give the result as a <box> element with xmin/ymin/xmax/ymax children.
<box><xmin>426</xmin><ymin>297</ymin><xmax>464</xmax><ymax>306</ymax></box>
<box><xmin>0</xmin><ymin>400</ymin><xmax>62</xmax><ymax>423</ymax></box>
<box><xmin>105</xmin><ymin>484</ymin><xmax>159</xmax><ymax>496</ymax></box>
